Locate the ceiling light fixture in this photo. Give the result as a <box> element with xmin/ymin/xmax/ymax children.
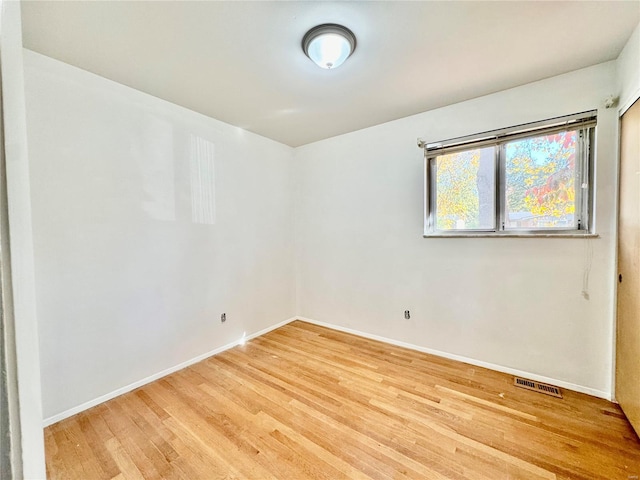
<box><xmin>302</xmin><ymin>24</ymin><xmax>356</xmax><ymax>70</ymax></box>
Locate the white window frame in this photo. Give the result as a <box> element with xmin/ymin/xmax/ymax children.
<box><xmin>421</xmin><ymin>111</ymin><xmax>597</xmax><ymax>237</ymax></box>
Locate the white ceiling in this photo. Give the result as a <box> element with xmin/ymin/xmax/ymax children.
<box><xmin>21</xmin><ymin>1</ymin><xmax>639</xmax><ymax>147</ymax></box>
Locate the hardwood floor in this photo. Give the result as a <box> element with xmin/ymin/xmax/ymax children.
<box><xmin>45</xmin><ymin>321</ymin><xmax>640</xmax><ymax>479</ymax></box>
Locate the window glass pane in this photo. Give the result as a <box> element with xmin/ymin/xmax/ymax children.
<box><xmin>434</xmin><ymin>146</ymin><xmax>495</xmax><ymax>230</ymax></box>
<box><xmin>504</xmin><ymin>130</ymin><xmax>577</xmax><ymax>229</ymax></box>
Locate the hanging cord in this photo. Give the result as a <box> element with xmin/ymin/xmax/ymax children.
<box><xmin>581</xmin><ymin>236</ymin><xmax>593</xmax><ymax>300</ymax></box>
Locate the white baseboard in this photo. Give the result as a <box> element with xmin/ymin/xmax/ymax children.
<box><xmin>44</xmin><ymin>314</ymin><xmax>612</xmax><ymax>427</ymax></box>
<box><xmin>296</xmin><ymin>316</ymin><xmax>612</xmax><ymax>401</ymax></box>
<box><xmin>42</xmin><ymin>317</ymin><xmax>298</xmax><ymax>427</ymax></box>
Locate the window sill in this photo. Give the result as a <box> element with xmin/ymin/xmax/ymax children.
<box><xmin>423</xmin><ymin>232</ymin><xmax>599</xmax><ymax>239</ymax></box>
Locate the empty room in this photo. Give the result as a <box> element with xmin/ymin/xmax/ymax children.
<box><xmin>2</xmin><ymin>0</ymin><xmax>640</xmax><ymax>478</ymax></box>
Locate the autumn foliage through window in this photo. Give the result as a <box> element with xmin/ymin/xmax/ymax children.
<box><xmin>424</xmin><ymin>112</ymin><xmax>594</xmax><ymax>235</ymax></box>
<box><xmin>435</xmin><ymin>147</ymin><xmax>495</xmax><ymax>230</ymax></box>
<box><xmin>505</xmin><ymin>131</ymin><xmax>577</xmax><ymax>229</ymax></box>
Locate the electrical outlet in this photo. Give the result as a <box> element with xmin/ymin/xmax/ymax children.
<box><xmin>221</xmin><ymin>313</ymin><xmax>226</xmax><ymax>323</ymax></box>
<box><xmin>404</xmin><ymin>310</ymin><xmax>410</xmax><ymax>319</ymax></box>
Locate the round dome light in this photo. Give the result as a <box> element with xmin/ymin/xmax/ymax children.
<box><xmin>302</xmin><ymin>24</ymin><xmax>356</xmax><ymax>70</ymax></box>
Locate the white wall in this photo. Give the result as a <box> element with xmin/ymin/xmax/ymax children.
<box><xmin>617</xmin><ymin>22</ymin><xmax>640</xmax><ymax>113</ymax></box>
<box><xmin>23</xmin><ymin>50</ymin><xmax>296</xmax><ymax>423</ymax></box>
<box><xmin>295</xmin><ymin>62</ymin><xmax>619</xmax><ymax>398</ymax></box>
<box><xmin>0</xmin><ymin>2</ymin><xmax>46</xmax><ymax>478</ymax></box>
<box><xmin>24</xmin><ymin>38</ymin><xmax>628</xmax><ymax>426</ymax></box>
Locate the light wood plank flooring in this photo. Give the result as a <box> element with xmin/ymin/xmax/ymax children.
<box><xmin>45</xmin><ymin>321</ymin><xmax>640</xmax><ymax>479</ymax></box>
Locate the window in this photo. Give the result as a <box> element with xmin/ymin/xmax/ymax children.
<box><xmin>422</xmin><ymin>111</ymin><xmax>595</xmax><ymax>236</ymax></box>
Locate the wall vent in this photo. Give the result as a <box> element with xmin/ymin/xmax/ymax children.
<box><xmin>514</xmin><ymin>377</ymin><xmax>562</xmax><ymax>398</ymax></box>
